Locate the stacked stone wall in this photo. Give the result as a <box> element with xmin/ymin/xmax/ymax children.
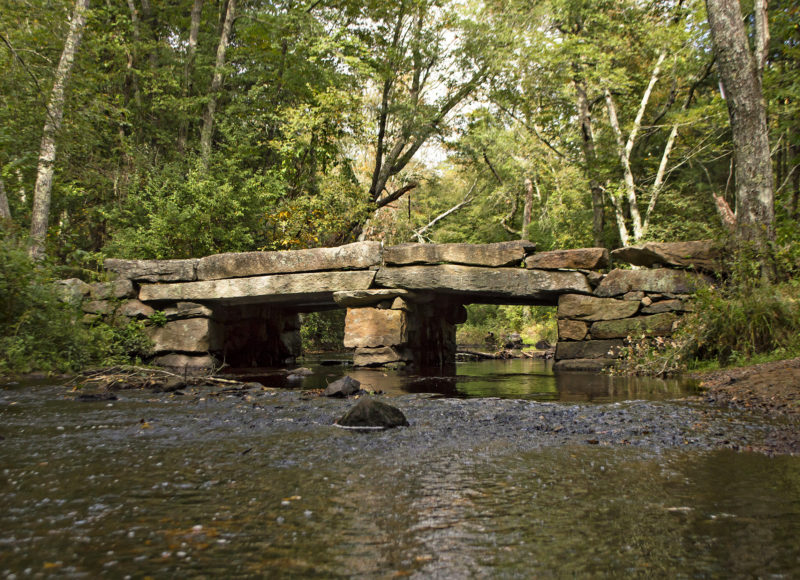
<box><xmin>554</xmin><ymin>241</ymin><xmax>718</xmax><ymax>371</ymax></box>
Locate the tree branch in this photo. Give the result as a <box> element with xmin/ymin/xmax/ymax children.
<box><xmin>375</xmin><ymin>181</ymin><xmax>419</xmax><ymax>209</ymax></box>
<box><xmin>413</xmin><ymin>181</ymin><xmax>476</xmax><ymax>241</ymax></box>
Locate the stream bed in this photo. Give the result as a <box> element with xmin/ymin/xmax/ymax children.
<box><xmin>1</xmin><ymin>361</ymin><xmax>799</xmax><ymax>577</ymax></box>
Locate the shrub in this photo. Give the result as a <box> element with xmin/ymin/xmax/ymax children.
<box><xmin>620</xmin><ymin>278</ymin><xmax>800</xmax><ymax>375</ymax></box>
<box><xmin>300</xmin><ymin>310</ymin><xmax>346</xmax><ymax>352</ymax></box>
<box><xmin>0</xmin><ymin>233</ymin><xmax>152</xmax><ymax>375</ymax></box>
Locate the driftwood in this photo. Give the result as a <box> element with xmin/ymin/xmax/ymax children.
<box><xmin>68</xmin><ymin>365</ymin><xmax>239</xmax><ymax>393</ymax></box>
<box><xmin>457</xmin><ymin>349</ymin><xmax>516</xmax><ymax>360</ymax></box>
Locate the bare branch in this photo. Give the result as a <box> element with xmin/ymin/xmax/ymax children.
<box><xmin>413</xmin><ymin>181</ymin><xmax>476</xmax><ymax>241</ymax></box>
<box><xmin>375</xmin><ymin>181</ymin><xmax>419</xmax><ymax>209</ymax></box>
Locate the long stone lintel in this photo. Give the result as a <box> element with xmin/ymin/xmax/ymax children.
<box><xmin>196</xmin><ymin>241</ymin><xmax>383</xmax><ymax>281</ymax></box>
<box><xmin>374</xmin><ymin>265</ymin><xmax>592</xmax><ymax>305</ymax></box>
<box><xmin>139</xmin><ymin>270</ymin><xmax>377</xmax><ymax>307</ymax></box>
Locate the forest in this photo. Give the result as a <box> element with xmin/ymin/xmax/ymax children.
<box><xmin>1</xmin><ymin>0</ymin><xmax>799</xmax><ymax>373</ymax></box>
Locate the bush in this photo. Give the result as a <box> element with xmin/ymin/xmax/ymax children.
<box><xmin>456</xmin><ymin>304</ymin><xmax>557</xmax><ymax>347</ymax></box>
<box><xmin>300</xmin><ymin>310</ymin><xmax>346</xmax><ymax>352</ymax></box>
<box><xmin>0</xmin><ymin>233</ymin><xmax>152</xmax><ymax>375</ymax></box>
<box><xmin>621</xmin><ymin>277</ymin><xmax>800</xmax><ymax>375</ymax></box>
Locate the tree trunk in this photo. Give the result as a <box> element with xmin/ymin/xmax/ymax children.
<box><xmin>705</xmin><ymin>0</ymin><xmax>774</xmax><ymax>258</ymax></box>
<box><xmin>29</xmin><ymin>0</ymin><xmax>90</xmax><ymax>259</ymax></box>
<box><xmin>574</xmin><ymin>80</ymin><xmax>605</xmax><ymax>247</ymax></box>
<box><xmin>201</xmin><ymin>0</ymin><xmax>236</xmax><ymax>166</ymax></box>
<box><xmin>521</xmin><ymin>177</ymin><xmax>533</xmax><ymax>241</ymax></box>
<box><xmin>179</xmin><ymin>0</ymin><xmax>204</xmax><ymax>152</ymax></box>
<box><xmin>0</xmin><ymin>176</ymin><xmax>11</xmax><ymax>221</ymax></box>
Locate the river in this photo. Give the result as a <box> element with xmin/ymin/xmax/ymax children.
<box><xmin>1</xmin><ymin>360</ymin><xmax>799</xmax><ymax>577</ymax></box>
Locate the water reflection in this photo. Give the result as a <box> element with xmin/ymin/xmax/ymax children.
<box><xmin>231</xmin><ymin>357</ymin><xmax>695</xmax><ymax>403</ymax></box>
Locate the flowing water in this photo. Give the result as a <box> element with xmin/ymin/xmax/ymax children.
<box><xmin>1</xmin><ymin>362</ymin><xmax>799</xmax><ymax>578</ymax></box>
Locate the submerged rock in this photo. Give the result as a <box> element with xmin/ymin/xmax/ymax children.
<box><xmin>75</xmin><ymin>392</ymin><xmax>118</xmax><ymax>402</ymax></box>
<box><xmin>324</xmin><ymin>376</ymin><xmax>361</xmax><ymax>397</ymax></box>
<box><xmin>335</xmin><ymin>398</ymin><xmax>409</xmax><ymax>430</ymax></box>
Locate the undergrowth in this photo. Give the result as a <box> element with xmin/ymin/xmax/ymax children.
<box><xmin>0</xmin><ymin>232</ymin><xmax>152</xmax><ymax>376</ymax></box>
<box><xmin>456</xmin><ymin>305</ymin><xmax>557</xmax><ymax>347</ymax></box>
<box><xmin>620</xmin><ymin>249</ymin><xmax>800</xmax><ymax>375</ymax></box>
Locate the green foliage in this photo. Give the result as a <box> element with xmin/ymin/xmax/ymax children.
<box><xmin>621</xmin><ymin>277</ymin><xmax>800</xmax><ymax>375</ymax></box>
<box><xmin>106</xmin><ymin>160</ymin><xmax>283</xmax><ymax>258</ymax></box>
<box><xmin>457</xmin><ymin>305</ymin><xmax>557</xmax><ymax>347</ymax></box>
<box><xmin>300</xmin><ymin>310</ymin><xmax>346</xmax><ymax>353</ymax></box>
<box><xmin>148</xmin><ymin>310</ymin><xmax>167</xmax><ymax>327</ymax></box>
<box><xmin>0</xmin><ymin>232</ymin><xmax>152</xmax><ymax>375</ymax></box>
<box><xmin>0</xmin><ymin>234</ymin><xmax>92</xmax><ymax>374</ymax></box>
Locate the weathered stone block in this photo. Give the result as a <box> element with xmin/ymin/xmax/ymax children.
<box><xmin>525</xmin><ymin>247</ymin><xmax>609</xmax><ymax>270</ymax></box>
<box><xmin>557</xmin><ymin>294</ymin><xmax>640</xmax><ymax>321</ymax></box>
<box><xmin>622</xmin><ymin>291</ymin><xmax>645</xmax><ymax>301</ymax></box>
<box><xmin>384</xmin><ymin>241</ymin><xmax>535</xmax><ymax>267</ymax></box>
<box><xmin>82</xmin><ymin>300</ymin><xmax>113</xmax><ymax>315</ymax></box>
<box><xmin>558</xmin><ymin>319</ymin><xmax>589</xmax><ymax>341</ymax></box>
<box><xmin>555</xmin><ymin>339</ymin><xmax>624</xmax><ymax>359</ymax></box>
<box><xmin>343</xmin><ymin>308</ymin><xmax>407</xmax><ymax>348</ymax></box>
<box><xmin>641</xmin><ymin>299</ymin><xmax>687</xmax><ymax>314</ymax></box>
<box><xmin>196</xmin><ymin>241</ymin><xmax>383</xmax><ymax>280</ymax></box>
<box><xmin>594</xmin><ymin>269</ymin><xmax>711</xmax><ymax>297</ymax></box>
<box><xmin>90</xmin><ymin>279</ymin><xmax>136</xmax><ymax>300</ymax></box>
<box><xmin>118</xmin><ymin>299</ymin><xmax>155</xmax><ymax>319</ymax></box>
<box><xmin>163</xmin><ymin>302</ymin><xmax>213</xmax><ymax>320</ymax></box>
<box><xmin>375</xmin><ymin>265</ymin><xmax>591</xmax><ymax>303</ymax></box>
<box><xmin>333</xmin><ymin>289</ymin><xmax>412</xmax><ymax>307</ymax></box>
<box><xmin>610</xmin><ymin>240</ymin><xmax>720</xmax><ymax>271</ymax></box>
<box><xmin>152</xmin><ymin>353</ymin><xmax>216</xmax><ymax>373</ymax></box>
<box><xmin>353</xmin><ymin>346</ymin><xmax>411</xmax><ymax>366</ymax></box>
<box><xmin>589</xmin><ymin>312</ymin><xmax>678</xmax><ymax>339</ymax></box>
<box><xmin>104</xmin><ymin>258</ymin><xmax>198</xmax><ymax>282</ymax></box>
<box><xmin>55</xmin><ymin>278</ymin><xmax>91</xmax><ymax>305</ymax></box>
<box><xmin>391</xmin><ymin>297</ymin><xmax>414</xmax><ymax>312</ymax></box>
<box><xmin>139</xmin><ymin>270</ymin><xmax>376</xmax><ymax>306</ymax></box>
<box><xmin>146</xmin><ymin>318</ymin><xmax>221</xmax><ymax>353</ymax></box>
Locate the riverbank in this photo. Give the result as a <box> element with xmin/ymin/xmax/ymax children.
<box><xmin>690</xmin><ymin>356</ymin><xmax>800</xmax><ymax>417</ymax></box>
<box><xmin>685</xmin><ymin>357</ymin><xmax>800</xmax><ymax>455</ymax></box>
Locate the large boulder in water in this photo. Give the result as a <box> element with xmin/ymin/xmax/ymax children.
<box><xmin>335</xmin><ymin>398</ymin><xmax>409</xmax><ymax>430</ymax></box>
<box><xmin>324</xmin><ymin>375</ymin><xmax>361</xmax><ymax>397</ymax></box>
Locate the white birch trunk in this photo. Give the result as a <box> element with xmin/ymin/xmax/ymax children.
<box><xmin>0</xmin><ymin>176</ymin><xmax>11</xmax><ymax>221</ymax></box>
<box><xmin>521</xmin><ymin>177</ymin><xmax>533</xmax><ymax>241</ymax></box>
<box><xmin>29</xmin><ymin>0</ymin><xmax>90</xmax><ymax>259</ymax></box>
<box><xmin>641</xmin><ymin>123</ymin><xmax>679</xmax><ymax>236</ymax></box>
<box><xmin>603</xmin><ymin>52</ymin><xmax>665</xmax><ymax>244</ymax></box>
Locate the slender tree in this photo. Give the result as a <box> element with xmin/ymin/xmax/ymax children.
<box><xmin>29</xmin><ymin>0</ymin><xmax>90</xmax><ymax>259</ymax></box>
<box><xmin>0</xmin><ymin>176</ymin><xmax>10</xmax><ymax>220</ymax></box>
<box><xmin>201</xmin><ymin>0</ymin><xmax>236</xmax><ymax>166</ymax></box>
<box><xmin>178</xmin><ymin>0</ymin><xmax>204</xmax><ymax>153</ymax></box>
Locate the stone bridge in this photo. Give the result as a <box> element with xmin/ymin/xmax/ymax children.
<box><xmin>71</xmin><ymin>240</ymin><xmax>717</xmax><ymax>373</ymax></box>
